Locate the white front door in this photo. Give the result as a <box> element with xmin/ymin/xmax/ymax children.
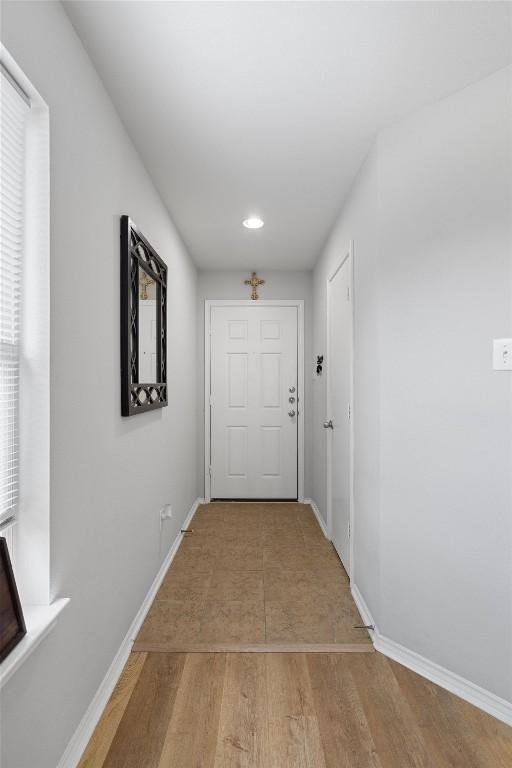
<box><xmin>327</xmin><ymin>250</ymin><xmax>352</xmax><ymax>572</ymax></box>
<box><xmin>210</xmin><ymin>305</ymin><xmax>298</xmax><ymax>498</ymax></box>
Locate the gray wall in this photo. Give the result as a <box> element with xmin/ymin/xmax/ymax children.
<box><xmin>313</xmin><ymin>65</ymin><xmax>512</xmax><ymax>701</ymax></box>
<box><xmin>197</xmin><ymin>270</ymin><xmax>314</xmax><ymax>498</ymax></box>
<box><xmin>1</xmin><ymin>3</ymin><xmax>198</xmax><ymax>767</ymax></box>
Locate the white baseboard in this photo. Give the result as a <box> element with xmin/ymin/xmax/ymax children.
<box><xmin>350</xmin><ymin>583</ymin><xmax>377</xmax><ymax>636</ymax></box>
<box><xmin>350</xmin><ymin>582</ymin><xmax>512</xmax><ymax>727</ymax></box>
<box><xmin>57</xmin><ymin>497</ymin><xmax>204</xmax><ymax>768</ymax></box>
<box><xmin>303</xmin><ymin>498</ymin><xmax>330</xmax><ymax>539</ymax></box>
<box><xmin>375</xmin><ymin>634</ymin><xmax>512</xmax><ymax>726</ymax></box>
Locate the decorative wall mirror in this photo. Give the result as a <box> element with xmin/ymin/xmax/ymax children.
<box><xmin>120</xmin><ymin>215</ymin><xmax>167</xmax><ymax>416</ymax></box>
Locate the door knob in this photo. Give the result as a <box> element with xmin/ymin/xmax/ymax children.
<box><xmin>288</xmin><ymin>410</ymin><xmax>296</xmax><ymax>417</ymax></box>
<box><xmin>323</xmin><ymin>420</ymin><xmax>334</xmax><ymax>429</ymax></box>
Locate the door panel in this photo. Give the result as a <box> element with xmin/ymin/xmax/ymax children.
<box><xmin>328</xmin><ymin>255</ymin><xmax>352</xmax><ymax>572</ymax></box>
<box><xmin>227</xmin><ymin>354</ymin><xmax>248</xmax><ymax>407</ymax></box>
<box><xmin>228</xmin><ymin>320</ymin><xmax>248</xmax><ymax>340</ymax></box>
<box><xmin>260</xmin><ymin>426</ymin><xmax>281</xmax><ymax>476</ymax></box>
<box><xmin>226</xmin><ymin>426</ymin><xmax>248</xmax><ymax>477</ymax></box>
<box><xmin>210</xmin><ymin>306</ymin><xmax>298</xmax><ymax>498</ymax></box>
<box><xmin>261</xmin><ymin>353</ymin><xmax>281</xmax><ymax>407</ymax></box>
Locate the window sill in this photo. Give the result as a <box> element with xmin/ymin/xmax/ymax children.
<box><xmin>0</xmin><ymin>598</ymin><xmax>70</xmax><ymax>689</ymax></box>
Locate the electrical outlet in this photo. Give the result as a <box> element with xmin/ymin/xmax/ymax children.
<box><xmin>159</xmin><ymin>504</ymin><xmax>173</xmax><ymax>532</ymax></box>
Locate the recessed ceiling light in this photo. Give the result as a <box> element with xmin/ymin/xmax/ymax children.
<box><xmin>243</xmin><ymin>217</ymin><xmax>264</xmax><ymax>229</ymax></box>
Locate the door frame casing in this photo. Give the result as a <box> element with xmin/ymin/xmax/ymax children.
<box><xmin>204</xmin><ymin>299</ymin><xmax>305</xmax><ymax>503</ymax></box>
<box><xmin>326</xmin><ymin>242</ymin><xmax>355</xmax><ymax>577</ymax></box>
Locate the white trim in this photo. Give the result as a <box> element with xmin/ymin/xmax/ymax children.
<box><xmin>1</xmin><ymin>45</ymin><xmax>51</xmax><ymax>606</ymax></box>
<box><xmin>376</xmin><ymin>634</ymin><xmax>512</xmax><ymax>727</ymax></box>
<box><xmin>204</xmin><ymin>300</ymin><xmax>305</xmax><ymax>502</ymax></box>
<box><xmin>350</xmin><ymin>582</ymin><xmax>512</xmax><ymax>727</ymax></box>
<box><xmin>204</xmin><ymin>302</ymin><xmax>211</xmax><ymax>500</ymax></box>
<box><xmin>351</xmin><ymin>582</ymin><xmax>377</xmax><ymax>636</ymax></box>
<box><xmin>56</xmin><ymin>497</ymin><xmax>204</xmax><ymax>768</ymax></box>
<box><xmin>0</xmin><ymin>598</ymin><xmax>70</xmax><ymax>689</ymax></box>
<box><xmin>325</xmin><ymin>242</ymin><xmax>355</xmax><ymax>575</ymax></box>
<box><xmin>297</xmin><ymin>300</ymin><xmax>305</xmax><ymax>502</ymax></box>
<box><xmin>303</xmin><ymin>498</ymin><xmax>330</xmax><ymax>539</ymax></box>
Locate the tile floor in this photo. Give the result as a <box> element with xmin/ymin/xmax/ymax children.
<box><xmin>135</xmin><ymin>502</ymin><xmax>372</xmax><ymax>649</ymax></box>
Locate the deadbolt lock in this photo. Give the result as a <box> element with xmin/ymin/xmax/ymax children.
<box><xmin>289</xmin><ymin>396</ymin><xmax>295</xmax><ymax>403</ymax></box>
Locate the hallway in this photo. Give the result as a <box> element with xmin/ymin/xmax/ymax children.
<box><xmin>1</xmin><ymin>4</ymin><xmax>511</xmax><ymax>766</ymax></box>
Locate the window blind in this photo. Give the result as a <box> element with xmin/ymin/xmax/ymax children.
<box><xmin>0</xmin><ymin>69</ymin><xmax>29</xmax><ymax>526</ymax></box>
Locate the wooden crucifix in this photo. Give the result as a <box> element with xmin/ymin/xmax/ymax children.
<box><xmin>244</xmin><ymin>271</ymin><xmax>265</xmax><ymax>300</ymax></box>
<box><xmin>139</xmin><ymin>270</ymin><xmax>154</xmax><ymax>300</ymax></box>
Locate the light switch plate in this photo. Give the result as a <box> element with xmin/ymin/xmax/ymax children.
<box><xmin>493</xmin><ymin>339</ymin><xmax>512</xmax><ymax>370</ymax></box>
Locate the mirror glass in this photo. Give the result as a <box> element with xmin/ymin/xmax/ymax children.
<box><xmin>137</xmin><ymin>264</ymin><xmax>158</xmax><ymax>382</ymax></box>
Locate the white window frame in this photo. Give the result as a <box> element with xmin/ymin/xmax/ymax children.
<box><xmin>0</xmin><ymin>46</ymin><xmax>67</xmax><ymax>689</ymax></box>
<box><xmin>0</xmin><ymin>64</ymin><xmax>28</xmax><ymax>546</ymax></box>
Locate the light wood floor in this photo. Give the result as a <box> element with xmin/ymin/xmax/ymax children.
<box><xmin>79</xmin><ymin>650</ymin><xmax>512</xmax><ymax>768</ymax></box>
<box><xmin>134</xmin><ymin>502</ymin><xmax>372</xmax><ymax>651</ymax></box>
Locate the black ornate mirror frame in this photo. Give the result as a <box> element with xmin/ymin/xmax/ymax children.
<box><xmin>120</xmin><ymin>215</ymin><xmax>168</xmax><ymax>416</ymax></box>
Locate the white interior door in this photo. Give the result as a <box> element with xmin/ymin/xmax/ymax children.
<box><xmin>327</xmin><ymin>250</ymin><xmax>353</xmax><ymax>573</ymax></box>
<box><xmin>210</xmin><ymin>305</ymin><xmax>298</xmax><ymax>499</ymax></box>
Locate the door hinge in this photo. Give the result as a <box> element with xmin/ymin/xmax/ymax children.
<box><xmin>209</xmin><ymin>395</ymin><xmax>213</xmax><ymax>406</ymax></box>
<box><xmin>208</xmin><ymin>465</ymin><xmax>212</xmax><ymax>476</ymax></box>
<box><xmin>348</xmin><ymin>521</ymin><xmax>351</xmax><ymax>538</ymax></box>
<box><xmin>346</xmin><ymin>286</ymin><xmax>350</xmax><ymax>301</ymax></box>
<box><xmin>348</xmin><ymin>403</ymin><xmax>351</xmax><ymax>420</ymax></box>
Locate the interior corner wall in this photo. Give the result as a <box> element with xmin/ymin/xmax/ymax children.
<box><xmin>196</xmin><ymin>270</ymin><xmax>314</xmax><ymax>499</ymax></box>
<box><xmin>0</xmin><ymin>3</ymin><xmax>198</xmax><ymax>768</ymax></box>
<box><xmin>313</xmin><ymin>65</ymin><xmax>512</xmax><ymax>702</ymax></box>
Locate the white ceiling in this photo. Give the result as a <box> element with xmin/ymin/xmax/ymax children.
<box><xmin>64</xmin><ymin>1</ymin><xmax>512</xmax><ymax>269</ymax></box>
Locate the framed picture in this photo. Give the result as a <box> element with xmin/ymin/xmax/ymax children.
<box><xmin>120</xmin><ymin>216</ymin><xmax>168</xmax><ymax>416</ymax></box>
<box><xmin>0</xmin><ymin>537</ymin><xmax>26</xmax><ymax>663</ymax></box>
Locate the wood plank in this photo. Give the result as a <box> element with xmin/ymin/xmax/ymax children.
<box><xmin>306</xmin><ymin>654</ymin><xmax>383</xmax><ymax>768</ymax></box>
<box><xmin>77</xmin><ymin>652</ymin><xmax>147</xmax><ymax>768</ymax></box>
<box><xmin>388</xmin><ymin>657</ymin><xmax>483</xmax><ymax>768</ymax></box>
<box><xmin>214</xmin><ymin>654</ymin><xmax>269</xmax><ymax>768</ymax></box>
<box><xmin>131</xmin><ymin>642</ymin><xmax>375</xmax><ymax>653</ymax></box>
<box><xmin>157</xmin><ymin>652</ymin><xmax>227</xmax><ymax>768</ymax></box>
<box><xmin>266</xmin><ymin>653</ymin><xmax>327</xmax><ymax>768</ymax></box>
<box><xmin>102</xmin><ymin>652</ymin><xmax>186</xmax><ymax>768</ymax></box>
<box><xmin>450</xmin><ymin>700</ymin><xmax>512</xmax><ymax>768</ymax></box>
<box><xmin>409</xmin><ymin>665</ymin><xmax>512</xmax><ymax>768</ymax></box>
<box><xmin>347</xmin><ymin>653</ymin><xmax>435</xmax><ymax>768</ymax></box>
